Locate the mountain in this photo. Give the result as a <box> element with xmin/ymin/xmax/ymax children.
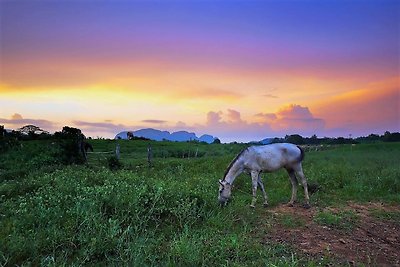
<box><xmin>133</xmin><ymin>128</ymin><xmax>170</xmax><ymax>141</ymax></box>
<box><xmin>169</xmin><ymin>131</ymin><xmax>198</xmax><ymax>142</ymax></box>
<box><xmin>115</xmin><ymin>128</ymin><xmax>217</xmax><ymax>144</ymax></box>
<box><xmin>199</xmin><ymin>134</ymin><xmax>215</xmax><ymax>143</ymax></box>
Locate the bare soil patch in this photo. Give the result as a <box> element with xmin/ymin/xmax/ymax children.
<box><xmin>262</xmin><ymin>202</ymin><xmax>400</xmax><ymax>266</ymax></box>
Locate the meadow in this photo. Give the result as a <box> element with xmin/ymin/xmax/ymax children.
<box><xmin>1</xmin><ymin>140</ymin><xmax>399</xmax><ymax>266</ymax></box>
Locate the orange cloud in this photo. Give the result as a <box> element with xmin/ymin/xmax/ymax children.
<box><xmin>255</xmin><ymin>104</ymin><xmax>325</xmax><ymax>135</ymax></box>
<box><xmin>201</xmin><ymin>105</ymin><xmax>324</xmax><ymax>141</ymax></box>
<box><xmin>11</xmin><ymin>113</ymin><xmax>23</xmax><ymax>120</ymax></box>
<box><xmin>0</xmin><ymin>113</ymin><xmax>57</xmax><ymax>131</ymax></box>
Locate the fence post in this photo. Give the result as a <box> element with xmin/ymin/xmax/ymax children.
<box><xmin>147</xmin><ymin>144</ymin><xmax>153</xmax><ymax>167</ymax></box>
<box><xmin>195</xmin><ymin>147</ymin><xmax>198</xmax><ymax>158</ymax></box>
<box><xmin>115</xmin><ymin>144</ymin><xmax>120</xmax><ymax>160</ymax></box>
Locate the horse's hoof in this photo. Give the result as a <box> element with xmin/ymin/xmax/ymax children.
<box><xmin>287</xmin><ymin>202</ymin><xmax>294</xmax><ymax>207</ymax></box>
<box><xmin>250</xmin><ymin>204</ymin><xmax>256</xmax><ymax>208</ymax></box>
<box><xmin>303</xmin><ymin>203</ymin><xmax>311</xmax><ymax>209</ymax></box>
<box><xmin>263</xmin><ymin>203</ymin><xmax>269</xmax><ymax>208</ymax></box>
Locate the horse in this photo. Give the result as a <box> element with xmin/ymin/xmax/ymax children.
<box><xmin>218</xmin><ymin>143</ymin><xmax>311</xmax><ymax>209</ymax></box>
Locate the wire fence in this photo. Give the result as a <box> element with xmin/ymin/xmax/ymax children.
<box><xmin>85</xmin><ymin>142</ymin><xmax>211</xmax><ymax>167</ymax></box>
<box><xmin>85</xmin><ymin>141</ymin><xmax>338</xmax><ymax>167</ymax></box>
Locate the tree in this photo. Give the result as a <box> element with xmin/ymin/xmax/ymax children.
<box><xmin>309</xmin><ymin>134</ymin><xmax>318</xmax><ymax>144</ymax></box>
<box><xmin>18</xmin><ymin>125</ymin><xmax>45</xmax><ymax>135</ymax></box>
<box><xmin>54</xmin><ymin>126</ymin><xmax>86</xmax><ymax>164</ymax></box>
<box><xmin>61</xmin><ymin>126</ymin><xmax>84</xmax><ymax>138</ymax></box>
<box><xmin>382</xmin><ymin>132</ymin><xmax>400</xmax><ymax>142</ymax></box>
<box><xmin>285</xmin><ymin>134</ymin><xmax>304</xmax><ymax>145</ymax></box>
<box><xmin>213</xmin><ymin>138</ymin><xmax>221</xmax><ymax>144</ymax></box>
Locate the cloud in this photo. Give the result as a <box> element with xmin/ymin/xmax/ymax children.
<box><xmin>254</xmin><ymin>105</ymin><xmax>325</xmax><ymax>136</ymax></box>
<box><xmin>72</xmin><ymin>120</ymin><xmax>128</xmax><ymax>131</ymax></box>
<box><xmin>200</xmin><ymin>105</ymin><xmax>325</xmax><ymax>141</ymax></box>
<box><xmin>227</xmin><ymin>109</ymin><xmax>244</xmax><ymax>123</ymax></box>
<box><xmin>71</xmin><ymin>120</ymin><xmax>136</xmax><ymax>138</ymax></box>
<box><xmin>206</xmin><ymin>111</ymin><xmax>223</xmax><ymax>126</ymax></box>
<box><xmin>270</xmin><ymin>104</ymin><xmax>325</xmax><ymax>134</ymax></box>
<box><xmin>141</xmin><ymin>119</ymin><xmax>167</xmax><ymax>124</ymax></box>
<box><xmin>255</xmin><ymin>113</ymin><xmax>277</xmax><ymax>123</ymax></box>
<box><xmin>11</xmin><ymin>113</ymin><xmax>23</xmax><ymax>120</ymax></box>
<box><xmin>202</xmin><ymin>109</ymin><xmax>270</xmax><ymax>141</ymax></box>
<box><xmin>0</xmin><ymin>114</ymin><xmax>57</xmax><ymax>131</ymax></box>
<box><xmin>176</xmin><ymin>121</ymin><xmax>187</xmax><ymax>128</ymax></box>
<box><xmin>263</xmin><ymin>94</ymin><xmax>278</xmax><ymax>98</ymax></box>
<box><xmin>276</xmin><ymin>105</ymin><xmax>314</xmax><ymax>119</ymax></box>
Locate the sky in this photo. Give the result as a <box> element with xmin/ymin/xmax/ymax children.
<box><xmin>0</xmin><ymin>0</ymin><xmax>399</xmax><ymax>142</ymax></box>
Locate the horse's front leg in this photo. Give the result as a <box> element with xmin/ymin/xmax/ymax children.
<box><xmin>250</xmin><ymin>171</ymin><xmax>259</xmax><ymax>208</ymax></box>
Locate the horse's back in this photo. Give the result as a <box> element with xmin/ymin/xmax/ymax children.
<box><xmin>247</xmin><ymin>143</ymin><xmax>302</xmax><ymax>171</ymax></box>
<box><xmin>251</xmin><ymin>143</ymin><xmax>300</xmax><ymax>156</ymax></box>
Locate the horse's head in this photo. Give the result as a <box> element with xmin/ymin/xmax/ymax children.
<box><xmin>218</xmin><ymin>180</ymin><xmax>232</xmax><ymax>206</ymax></box>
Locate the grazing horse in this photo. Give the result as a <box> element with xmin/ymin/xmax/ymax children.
<box><xmin>218</xmin><ymin>143</ymin><xmax>310</xmax><ymax>209</ymax></box>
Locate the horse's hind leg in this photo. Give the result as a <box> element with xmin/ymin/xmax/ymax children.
<box><xmin>250</xmin><ymin>171</ymin><xmax>259</xmax><ymax>208</ymax></box>
<box><xmin>286</xmin><ymin>169</ymin><xmax>298</xmax><ymax>207</ymax></box>
<box><xmin>294</xmin><ymin>164</ymin><xmax>311</xmax><ymax>209</ymax></box>
<box><xmin>257</xmin><ymin>174</ymin><xmax>268</xmax><ymax>207</ymax></box>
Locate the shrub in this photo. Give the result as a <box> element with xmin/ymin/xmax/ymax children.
<box><xmin>107</xmin><ymin>156</ymin><xmax>123</xmax><ymax>171</ymax></box>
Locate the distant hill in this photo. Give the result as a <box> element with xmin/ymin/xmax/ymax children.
<box><xmin>115</xmin><ymin>128</ymin><xmax>218</xmax><ymax>144</ymax></box>
<box><xmin>198</xmin><ymin>134</ymin><xmax>215</xmax><ymax>143</ymax></box>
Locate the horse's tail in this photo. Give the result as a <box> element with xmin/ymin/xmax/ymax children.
<box><xmin>296</xmin><ymin>145</ymin><xmax>305</xmax><ymax>162</ymax></box>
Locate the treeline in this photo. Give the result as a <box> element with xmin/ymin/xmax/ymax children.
<box><xmin>264</xmin><ymin>132</ymin><xmax>400</xmax><ymax>145</ymax></box>
<box><xmin>0</xmin><ymin>125</ymin><xmax>90</xmax><ymax>164</ymax></box>
<box><xmin>1</xmin><ymin>125</ymin><xmax>400</xmax><ymax>148</ymax></box>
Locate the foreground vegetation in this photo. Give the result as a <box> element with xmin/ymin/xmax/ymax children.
<box><xmin>1</xmin><ymin>140</ymin><xmax>399</xmax><ymax>266</ymax></box>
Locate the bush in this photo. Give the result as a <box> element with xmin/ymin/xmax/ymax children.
<box><xmin>107</xmin><ymin>156</ymin><xmax>123</xmax><ymax>171</ymax></box>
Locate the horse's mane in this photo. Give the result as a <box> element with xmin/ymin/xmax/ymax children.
<box><xmin>222</xmin><ymin>147</ymin><xmax>248</xmax><ymax>181</ymax></box>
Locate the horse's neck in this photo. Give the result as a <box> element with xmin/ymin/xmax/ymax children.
<box><xmin>225</xmin><ymin>160</ymin><xmax>243</xmax><ymax>185</ymax></box>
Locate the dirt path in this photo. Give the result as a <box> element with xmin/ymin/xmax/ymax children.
<box><xmin>261</xmin><ymin>202</ymin><xmax>400</xmax><ymax>266</ymax></box>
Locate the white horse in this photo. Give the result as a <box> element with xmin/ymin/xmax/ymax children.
<box><xmin>218</xmin><ymin>143</ymin><xmax>310</xmax><ymax>208</ymax></box>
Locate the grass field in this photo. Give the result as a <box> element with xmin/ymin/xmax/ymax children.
<box><xmin>1</xmin><ymin>141</ymin><xmax>399</xmax><ymax>266</ymax></box>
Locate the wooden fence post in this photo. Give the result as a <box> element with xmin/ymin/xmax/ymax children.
<box><xmin>116</xmin><ymin>144</ymin><xmax>120</xmax><ymax>160</ymax></box>
<box><xmin>147</xmin><ymin>144</ymin><xmax>153</xmax><ymax>167</ymax></box>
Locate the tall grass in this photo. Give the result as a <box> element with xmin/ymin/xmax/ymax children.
<box><xmin>0</xmin><ymin>141</ymin><xmax>399</xmax><ymax>265</ymax></box>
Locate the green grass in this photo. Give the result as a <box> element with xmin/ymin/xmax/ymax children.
<box><xmin>303</xmin><ymin>142</ymin><xmax>400</xmax><ymax>205</ymax></box>
<box><xmin>369</xmin><ymin>209</ymin><xmax>400</xmax><ymax>224</ymax></box>
<box><xmin>0</xmin><ymin>141</ymin><xmax>399</xmax><ymax>265</ymax></box>
<box><xmin>314</xmin><ymin>210</ymin><xmax>359</xmax><ymax>231</ymax></box>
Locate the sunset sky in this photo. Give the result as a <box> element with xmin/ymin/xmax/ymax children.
<box><xmin>0</xmin><ymin>0</ymin><xmax>399</xmax><ymax>142</ymax></box>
